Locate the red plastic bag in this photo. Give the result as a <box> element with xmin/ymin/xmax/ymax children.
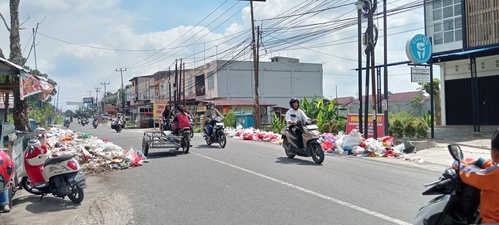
<box><xmin>381</xmin><ymin>136</ymin><xmax>395</xmax><ymax>146</ymax></box>
<box><xmin>236</xmin><ymin>130</ymin><xmax>244</xmax><ymax>137</ymax></box>
<box><xmin>321</xmin><ymin>140</ymin><xmax>333</xmax><ymax>151</ymax></box>
<box><xmin>130</xmin><ymin>151</ymin><xmax>142</xmax><ymax>167</ymax></box>
<box><xmin>242</xmin><ymin>133</ymin><xmax>253</xmax><ymax>140</ymax></box>
<box><xmin>256</xmin><ymin>133</ymin><xmax>265</xmax><ymax>140</ymax></box>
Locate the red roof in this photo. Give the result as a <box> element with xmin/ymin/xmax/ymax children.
<box><xmin>352</xmin><ymin>91</ymin><xmax>428</xmax><ymax>103</ymax></box>
<box><xmin>198</xmin><ymin>99</ymin><xmax>275</xmax><ymax>106</ymax></box>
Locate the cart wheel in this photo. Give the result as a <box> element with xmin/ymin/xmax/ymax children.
<box><xmin>142</xmin><ymin>136</ymin><xmax>149</xmax><ymax>156</ymax></box>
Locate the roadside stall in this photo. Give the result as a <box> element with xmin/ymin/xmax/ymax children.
<box><xmin>0</xmin><ymin>57</ymin><xmax>54</xmax><ymax>210</ymax></box>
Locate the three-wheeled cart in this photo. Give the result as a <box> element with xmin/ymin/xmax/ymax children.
<box><xmin>141</xmin><ymin>128</ymin><xmax>191</xmax><ymax>156</ymax></box>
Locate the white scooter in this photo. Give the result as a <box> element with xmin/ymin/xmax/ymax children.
<box><xmin>23</xmin><ymin>133</ymin><xmax>86</xmax><ymax>204</ymax></box>
<box><xmin>413</xmin><ymin>144</ymin><xmax>481</xmax><ymax>225</ymax></box>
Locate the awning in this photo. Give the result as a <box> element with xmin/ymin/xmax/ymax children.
<box><xmin>432</xmin><ymin>45</ymin><xmax>499</xmax><ymax>62</ymax></box>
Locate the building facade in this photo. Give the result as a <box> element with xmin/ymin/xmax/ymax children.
<box><xmin>425</xmin><ymin>0</ymin><xmax>499</xmax><ymax>129</ymax></box>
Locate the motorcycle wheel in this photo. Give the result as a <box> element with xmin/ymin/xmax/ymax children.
<box><xmin>283</xmin><ymin>138</ymin><xmax>296</xmax><ymax>159</ymax></box>
<box><xmin>218</xmin><ymin>132</ymin><xmax>227</xmax><ymax>148</ymax></box>
<box><xmin>141</xmin><ymin>136</ymin><xmax>149</xmax><ymax>156</ymax></box>
<box><xmin>68</xmin><ymin>185</ymin><xmax>84</xmax><ymax>204</ymax></box>
<box><xmin>310</xmin><ymin>143</ymin><xmax>325</xmax><ymax>164</ymax></box>
<box><xmin>21</xmin><ymin>177</ymin><xmax>43</xmax><ymax>195</ymax></box>
<box><xmin>182</xmin><ymin>137</ymin><xmax>190</xmax><ymax>154</ymax></box>
<box><xmin>190</xmin><ymin>127</ymin><xmax>194</xmax><ymax>138</ymax></box>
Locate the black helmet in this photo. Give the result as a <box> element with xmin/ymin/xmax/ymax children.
<box><xmin>176</xmin><ymin>105</ymin><xmax>184</xmax><ymax>113</ymax></box>
<box><xmin>289</xmin><ymin>98</ymin><xmax>299</xmax><ymax>109</ymax></box>
<box><xmin>208</xmin><ymin>101</ymin><xmax>215</xmax><ymax>109</ymax></box>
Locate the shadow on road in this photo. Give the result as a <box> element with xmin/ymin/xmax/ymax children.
<box><xmin>195</xmin><ymin>144</ymin><xmax>224</xmax><ymax>150</ymax></box>
<box><xmin>274</xmin><ymin>157</ymin><xmax>322</xmax><ymax>166</ymax></box>
<box><xmin>13</xmin><ymin>195</ymin><xmax>80</xmax><ymax>214</ymax></box>
<box><xmin>145</xmin><ymin>150</ymin><xmax>188</xmax><ymax>159</ymax></box>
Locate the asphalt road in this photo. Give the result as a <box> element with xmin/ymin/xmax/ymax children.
<box><xmin>3</xmin><ymin>122</ymin><xmax>445</xmax><ymax>225</ymax></box>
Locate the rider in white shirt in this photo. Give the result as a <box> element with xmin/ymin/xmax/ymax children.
<box><xmin>285</xmin><ymin>98</ymin><xmax>315</xmax><ymax>148</ymax></box>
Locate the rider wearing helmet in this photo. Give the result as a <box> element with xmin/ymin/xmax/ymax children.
<box><xmin>285</xmin><ymin>98</ymin><xmax>315</xmax><ymax>148</ymax></box>
<box><xmin>204</xmin><ymin>102</ymin><xmax>223</xmax><ymax>141</ymax></box>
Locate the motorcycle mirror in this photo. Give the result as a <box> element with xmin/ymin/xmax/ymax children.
<box><xmin>448</xmin><ymin>144</ymin><xmax>464</xmax><ymax>161</ymax></box>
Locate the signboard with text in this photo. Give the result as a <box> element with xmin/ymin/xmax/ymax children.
<box><xmin>153</xmin><ymin>99</ymin><xmax>168</xmax><ymax>120</ymax></box>
<box><xmin>411</xmin><ymin>67</ymin><xmax>430</xmax><ymax>83</ymax></box>
<box><xmin>346</xmin><ymin>114</ymin><xmax>385</xmax><ymax>137</ymax></box>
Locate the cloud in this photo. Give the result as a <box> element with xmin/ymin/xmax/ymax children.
<box><xmin>0</xmin><ymin>0</ymin><xmax>429</xmax><ymax>110</ymax></box>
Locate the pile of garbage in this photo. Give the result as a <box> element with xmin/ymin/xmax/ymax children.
<box><xmin>319</xmin><ymin>129</ymin><xmax>413</xmax><ymax>158</ymax></box>
<box><xmin>225</xmin><ymin>125</ymin><xmax>282</xmax><ymax>144</ymax></box>
<box><xmin>43</xmin><ymin>127</ymin><xmax>146</xmax><ymax>173</ymax></box>
<box><xmin>225</xmin><ymin>125</ymin><xmax>417</xmax><ymax>160</ymax></box>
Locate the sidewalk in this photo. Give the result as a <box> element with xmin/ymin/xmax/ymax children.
<box><xmin>400</xmin><ymin>126</ymin><xmax>495</xmax><ymax>167</ymax></box>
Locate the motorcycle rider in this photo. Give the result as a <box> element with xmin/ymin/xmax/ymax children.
<box><xmin>453</xmin><ymin>129</ymin><xmax>499</xmax><ymax>224</ymax></box>
<box><xmin>172</xmin><ymin>105</ymin><xmax>190</xmax><ymax>135</ymax></box>
<box><xmin>162</xmin><ymin>105</ymin><xmax>173</xmax><ymax>131</ymax></box>
<box><xmin>285</xmin><ymin>98</ymin><xmax>315</xmax><ymax>149</ymax></box>
<box><xmin>204</xmin><ymin>102</ymin><xmax>223</xmax><ymax>141</ymax></box>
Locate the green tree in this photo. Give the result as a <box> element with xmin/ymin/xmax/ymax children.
<box><xmin>419</xmin><ymin>78</ymin><xmax>441</xmax><ymax>125</ymax></box>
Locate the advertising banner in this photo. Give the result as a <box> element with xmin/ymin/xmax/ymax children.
<box><xmin>346</xmin><ymin>114</ymin><xmax>385</xmax><ymax>137</ymax></box>
<box><xmin>20</xmin><ymin>71</ymin><xmax>42</xmax><ymax>100</ymax></box>
<box><xmin>153</xmin><ymin>99</ymin><xmax>168</xmax><ymax>120</ymax></box>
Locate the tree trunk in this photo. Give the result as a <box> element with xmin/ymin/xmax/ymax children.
<box><xmin>9</xmin><ymin>0</ymin><xmax>29</xmax><ymax>131</ymax></box>
<box><xmin>435</xmin><ymin>94</ymin><xmax>442</xmax><ymax>125</ymax></box>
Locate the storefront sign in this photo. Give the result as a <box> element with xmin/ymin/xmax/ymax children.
<box><xmin>346</xmin><ymin>114</ymin><xmax>385</xmax><ymax>137</ymax></box>
<box><xmin>153</xmin><ymin>99</ymin><xmax>168</xmax><ymax>120</ymax></box>
<box><xmin>411</xmin><ymin>67</ymin><xmax>430</xmax><ymax>83</ymax></box>
<box><xmin>406</xmin><ymin>34</ymin><xmax>432</xmax><ymax>64</ymax></box>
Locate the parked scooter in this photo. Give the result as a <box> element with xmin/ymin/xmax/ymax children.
<box><xmin>92</xmin><ymin>119</ymin><xmax>98</xmax><ymax>129</ymax></box>
<box><xmin>413</xmin><ymin>144</ymin><xmax>481</xmax><ymax>225</ymax></box>
<box><xmin>23</xmin><ymin>131</ymin><xmax>87</xmax><ymax>204</ymax></box>
<box><xmin>202</xmin><ymin>116</ymin><xmax>226</xmax><ymax>148</ymax></box>
<box><xmin>281</xmin><ymin>114</ymin><xmax>324</xmax><ymax>164</ymax></box>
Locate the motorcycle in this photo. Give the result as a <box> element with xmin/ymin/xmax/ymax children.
<box><xmin>114</xmin><ymin>119</ymin><xmax>123</xmax><ymax>133</ymax></box>
<box><xmin>161</xmin><ymin>118</ymin><xmax>172</xmax><ymax>133</ymax></box>
<box><xmin>81</xmin><ymin>118</ymin><xmax>87</xmax><ymax>126</ymax></box>
<box><xmin>63</xmin><ymin>120</ymin><xmax>70</xmax><ymax>129</ymax></box>
<box><xmin>281</xmin><ymin>115</ymin><xmax>324</xmax><ymax>164</ymax></box>
<box><xmin>413</xmin><ymin>144</ymin><xmax>481</xmax><ymax>225</ymax></box>
<box><xmin>189</xmin><ymin>116</ymin><xmax>194</xmax><ymax>138</ymax></box>
<box><xmin>202</xmin><ymin>116</ymin><xmax>227</xmax><ymax>148</ymax></box>
<box><xmin>23</xmin><ymin>132</ymin><xmax>87</xmax><ymax>204</ymax></box>
<box><xmin>92</xmin><ymin>119</ymin><xmax>98</xmax><ymax>129</ymax></box>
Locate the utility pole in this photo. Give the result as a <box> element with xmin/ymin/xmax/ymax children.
<box><xmin>168</xmin><ymin>67</ymin><xmax>172</xmax><ymax>105</ymax></box>
<box><xmin>100</xmin><ymin>82</ymin><xmax>110</xmax><ymax>114</ymax></box>
<box><xmin>179</xmin><ymin>58</ymin><xmax>182</xmax><ymax>105</ymax></box>
<box><xmin>183</xmin><ymin>62</ymin><xmax>186</xmax><ymax>105</ymax></box>
<box><xmin>174</xmin><ymin>60</ymin><xmax>178</xmax><ymax>107</ymax></box>
<box><xmin>356</xmin><ymin>0</ymin><xmax>363</xmax><ymax>134</ymax></box>
<box><xmin>56</xmin><ymin>86</ymin><xmax>60</xmax><ymax>112</ymax></box>
<box><xmin>94</xmin><ymin>87</ymin><xmax>101</xmax><ymax>113</ymax></box>
<box><xmin>116</xmin><ymin>68</ymin><xmax>127</xmax><ymax>116</ymax></box>
<box><xmin>383</xmin><ymin>0</ymin><xmax>389</xmax><ymax>136</ymax></box>
<box><xmin>250</xmin><ymin>1</ymin><xmax>260</xmax><ymax>129</ymax></box>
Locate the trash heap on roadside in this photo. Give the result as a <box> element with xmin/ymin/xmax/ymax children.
<box><xmin>225</xmin><ymin>125</ymin><xmax>418</xmax><ymax>161</ymax></box>
<box><xmin>43</xmin><ymin>127</ymin><xmax>146</xmax><ymax>173</ymax></box>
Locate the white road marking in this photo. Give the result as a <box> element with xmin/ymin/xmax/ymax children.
<box><xmin>193</xmin><ymin>152</ymin><xmax>412</xmax><ymax>225</ymax></box>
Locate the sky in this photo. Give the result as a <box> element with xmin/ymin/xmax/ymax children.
<box><xmin>0</xmin><ymin>0</ymin><xmax>432</xmax><ymax>111</ymax></box>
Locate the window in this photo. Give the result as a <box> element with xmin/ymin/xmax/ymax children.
<box><xmin>434</xmin><ymin>22</ymin><xmax>442</xmax><ymax>32</ymax></box>
<box><xmin>432</xmin><ymin>0</ymin><xmax>462</xmax><ymax>45</ymax></box>
<box><xmin>207</xmin><ymin>74</ymin><xmax>214</xmax><ymax>90</ymax></box>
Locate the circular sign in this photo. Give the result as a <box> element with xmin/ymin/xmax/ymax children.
<box><xmin>406</xmin><ymin>34</ymin><xmax>432</xmax><ymax>64</ymax></box>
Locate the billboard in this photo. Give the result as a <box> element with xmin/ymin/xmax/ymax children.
<box><xmin>346</xmin><ymin>114</ymin><xmax>385</xmax><ymax>138</ymax></box>
<box><xmin>153</xmin><ymin>99</ymin><xmax>168</xmax><ymax>120</ymax></box>
<box><xmin>83</xmin><ymin>97</ymin><xmax>94</xmax><ymax>104</ymax></box>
